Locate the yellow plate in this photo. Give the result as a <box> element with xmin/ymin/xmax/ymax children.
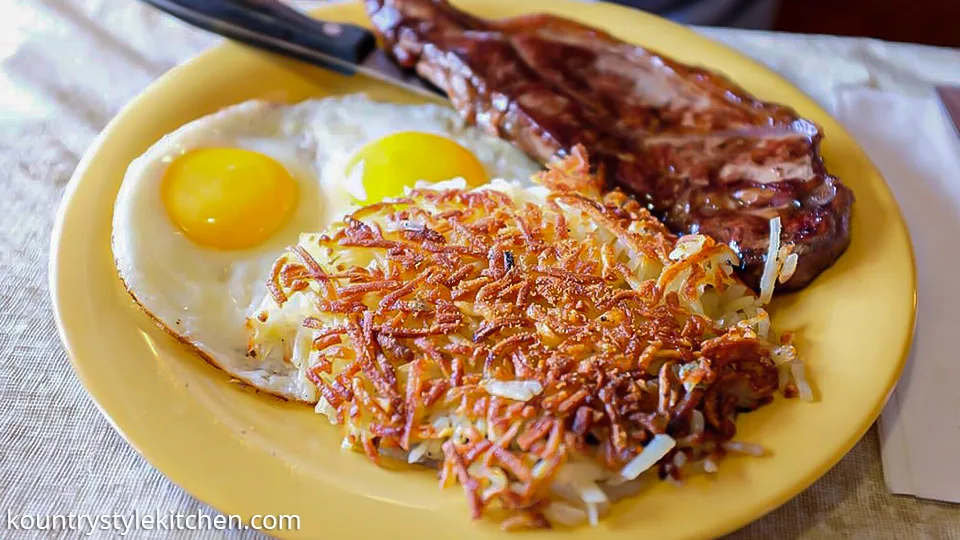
<box><xmin>50</xmin><ymin>1</ymin><xmax>916</xmax><ymax>538</ymax></box>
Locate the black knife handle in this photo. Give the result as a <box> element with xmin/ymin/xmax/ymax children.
<box><xmin>141</xmin><ymin>0</ymin><xmax>376</xmax><ymax>75</ymax></box>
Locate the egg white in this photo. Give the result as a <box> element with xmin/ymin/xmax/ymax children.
<box><xmin>113</xmin><ymin>95</ymin><xmax>540</xmax><ymax>402</ymax></box>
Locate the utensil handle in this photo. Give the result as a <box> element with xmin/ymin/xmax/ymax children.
<box><xmin>141</xmin><ymin>0</ymin><xmax>376</xmax><ymax>75</ymax></box>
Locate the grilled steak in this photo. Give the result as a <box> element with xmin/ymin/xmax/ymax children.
<box><xmin>365</xmin><ymin>0</ymin><xmax>854</xmax><ymax>291</ymax></box>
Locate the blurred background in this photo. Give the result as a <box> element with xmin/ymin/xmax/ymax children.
<box><xmin>606</xmin><ymin>0</ymin><xmax>959</xmax><ymax>47</ymax></box>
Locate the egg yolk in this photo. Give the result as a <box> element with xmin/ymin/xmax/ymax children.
<box><xmin>161</xmin><ymin>148</ymin><xmax>298</xmax><ymax>250</ymax></box>
<box><xmin>346</xmin><ymin>132</ymin><xmax>487</xmax><ymax>203</ymax></box>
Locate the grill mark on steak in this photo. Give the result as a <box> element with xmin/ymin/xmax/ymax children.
<box><xmin>365</xmin><ymin>0</ymin><xmax>853</xmax><ymax>291</ymax></box>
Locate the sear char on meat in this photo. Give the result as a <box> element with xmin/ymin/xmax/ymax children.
<box><xmin>365</xmin><ymin>0</ymin><xmax>854</xmax><ymax>292</ymax></box>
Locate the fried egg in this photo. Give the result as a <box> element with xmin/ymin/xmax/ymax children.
<box><xmin>112</xmin><ymin>95</ymin><xmax>539</xmax><ymax>401</ymax></box>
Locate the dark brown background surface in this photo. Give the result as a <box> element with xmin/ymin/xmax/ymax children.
<box><xmin>775</xmin><ymin>0</ymin><xmax>960</xmax><ymax>48</ymax></box>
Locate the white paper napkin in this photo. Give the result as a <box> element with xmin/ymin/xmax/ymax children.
<box><xmin>834</xmin><ymin>87</ymin><xmax>960</xmax><ymax>503</ymax></box>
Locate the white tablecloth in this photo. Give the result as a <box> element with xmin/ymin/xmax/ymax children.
<box><xmin>2</xmin><ymin>1</ymin><xmax>959</xmax><ymax>538</ymax></box>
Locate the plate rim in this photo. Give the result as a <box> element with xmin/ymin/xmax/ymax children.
<box><xmin>49</xmin><ymin>1</ymin><xmax>918</xmax><ymax>537</ymax></box>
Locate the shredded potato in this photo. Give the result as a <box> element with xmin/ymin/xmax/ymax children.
<box><xmin>246</xmin><ymin>146</ymin><xmax>806</xmax><ymax>530</ymax></box>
